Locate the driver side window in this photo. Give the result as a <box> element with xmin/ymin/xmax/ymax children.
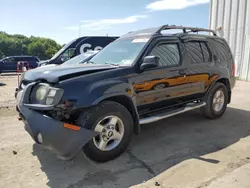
<box><xmin>149</xmin><ymin>43</ymin><xmax>180</xmax><ymax>67</ymax></box>
<box><xmin>7</xmin><ymin>57</ymin><xmax>15</xmax><ymax>63</ymax></box>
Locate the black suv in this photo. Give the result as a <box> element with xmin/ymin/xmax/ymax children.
<box><xmin>16</xmin><ymin>25</ymin><xmax>236</xmax><ymax>162</ymax></box>
<box><xmin>0</xmin><ymin>56</ymin><xmax>39</xmax><ymax>73</ymax></box>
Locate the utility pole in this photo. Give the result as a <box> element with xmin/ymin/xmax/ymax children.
<box><xmin>79</xmin><ymin>24</ymin><xmax>81</xmax><ymax>37</ymax></box>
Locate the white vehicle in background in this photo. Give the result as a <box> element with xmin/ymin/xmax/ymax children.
<box><xmin>38</xmin><ymin>36</ymin><xmax>118</xmax><ymax>66</ymax></box>
<box><xmin>61</xmin><ymin>50</ymin><xmax>99</xmax><ymax>66</ymax></box>
<box><xmin>38</xmin><ymin>50</ymin><xmax>99</xmax><ymax>68</ymax></box>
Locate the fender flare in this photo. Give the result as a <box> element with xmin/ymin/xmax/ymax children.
<box><xmin>93</xmin><ymin>92</ymin><xmax>140</xmax><ymax>134</ymax></box>
<box><xmin>203</xmin><ymin>76</ymin><xmax>231</xmax><ymax>103</ymax></box>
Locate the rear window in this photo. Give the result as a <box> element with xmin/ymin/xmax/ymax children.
<box><xmin>209</xmin><ymin>39</ymin><xmax>232</xmax><ymax>62</ymax></box>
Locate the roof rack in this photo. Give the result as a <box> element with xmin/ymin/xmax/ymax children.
<box><xmin>157</xmin><ymin>25</ymin><xmax>217</xmax><ymax>36</ymax></box>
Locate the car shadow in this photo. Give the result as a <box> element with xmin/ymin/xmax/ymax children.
<box><xmin>0</xmin><ymin>82</ymin><xmax>6</xmax><ymax>86</ymax></box>
<box><xmin>32</xmin><ymin>107</ymin><xmax>250</xmax><ymax>188</ymax></box>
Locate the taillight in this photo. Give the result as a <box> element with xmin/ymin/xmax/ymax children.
<box><xmin>232</xmin><ymin>62</ymin><xmax>236</xmax><ymax>77</ymax></box>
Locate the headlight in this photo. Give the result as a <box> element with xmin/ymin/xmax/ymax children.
<box><xmin>45</xmin><ymin>88</ymin><xmax>58</xmax><ymax>105</ymax></box>
<box><xmin>36</xmin><ymin>86</ymin><xmax>47</xmax><ymax>101</ymax></box>
<box><xmin>31</xmin><ymin>84</ymin><xmax>64</xmax><ymax>105</ymax></box>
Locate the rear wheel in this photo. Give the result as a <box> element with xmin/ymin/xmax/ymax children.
<box><xmin>76</xmin><ymin>101</ymin><xmax>133</xmax><ymax>162</ymax></box>
<box><xmin>201</xmin><ymin>82</ymin><xmax>229</xmax><ymax>119</ymax></box>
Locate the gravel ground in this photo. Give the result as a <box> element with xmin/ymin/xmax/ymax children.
<box><xmin>0</xmin><ymin>76</ymin><xmax>250</xmax><ymax>188</ymax></box>
<box><xmin>0</xmin><ymin>74</ymin><xmax>18</xmax><ymax>107</ymax></box>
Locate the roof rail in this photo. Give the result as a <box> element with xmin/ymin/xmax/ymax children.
<box><xmin>157</xmin><ymin>25</ymin><xmax>217</xmax><ymax>36</ymax></box>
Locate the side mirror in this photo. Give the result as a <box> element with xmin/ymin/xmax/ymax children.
<box><xmin>60</xmin><ymin>55</ymin><xmax>67</xmax><ymax>62</ymax></box>
<box><xmin>140</xmin><ymin>56</ymin><xmax>159</xmax><ymax>71</ymax></box>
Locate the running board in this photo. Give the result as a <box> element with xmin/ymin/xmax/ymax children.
<box><xmin>139</xmin><ymin>102</ymin><xmax>206</xmax><ymax>124</ymax></box>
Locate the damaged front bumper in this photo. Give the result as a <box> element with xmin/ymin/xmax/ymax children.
<box><xmin>16</xmin><ymin>83</ymin><xmax>98</xmax><ymax>160</ymax></box>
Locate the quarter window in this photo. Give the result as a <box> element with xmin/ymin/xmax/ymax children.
<box><xmin>210</xmin><ymin>39</ymin><xmax>232</xmax><ymax>62</ymax></box>
<box><xmin>149</xmin><ymin>43</ymin><xmax>180</xmax><ymax>67</ymax></box>
<box><xmin>185</xmin><ymin>41</ymin><xmax>212</xmax><ymax>63</ymax></box>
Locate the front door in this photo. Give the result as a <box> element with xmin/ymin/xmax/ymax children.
<box><xmin>132</xmin><ymin>39</ymin><xmax>192</xmax><ymax>112</ymax></box>
<box><xmin>3</xmin><ymin>57</ymin><xmax>17</xmax><ymax>72</ymax></box>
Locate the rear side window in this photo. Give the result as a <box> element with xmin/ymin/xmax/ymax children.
<box><xmin>210</xmin><ymin>39</ymin><xmax>232</xmax><ymax>62</ymax></box>
<box><xmin>149</xmin><ymin>43</ymin><xmax>180</xmax><ymax>67</ymax></box>
<box><xmin>200</xmin><ymin>42</ymin><xmax>211</xmax><ymax>62</ymax></box>
<box><xmin>185</xmin><ymin>41</ymin><xmax>212</xmax><ymax>63</ymax></box>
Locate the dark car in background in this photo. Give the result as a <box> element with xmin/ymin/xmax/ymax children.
<box><xmin>0</xmin><ymin>56</ymin><xmax>40</xmax><ymax>73</ymax></box>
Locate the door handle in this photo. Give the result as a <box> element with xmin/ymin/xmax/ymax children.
<box><xmin>179</xmin><ymin>70</ymin><xmax>187</xmax><ymax>77</ymax></box>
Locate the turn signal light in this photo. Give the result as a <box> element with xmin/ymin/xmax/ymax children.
<box><xmin>232</xmin><ymin>62</ymin><xmax>236</xmax><ymax>77</ymax></box>
<box><xmin>64</xmin><ymin>123</ymin><xmax>81</xmax><ymax>131</ymax></box>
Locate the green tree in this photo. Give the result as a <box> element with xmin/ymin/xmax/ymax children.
<box><xmin>0</xmin><ymin>31</ymin><xmax>62</xmax><ymax>60</ymax></box>
<box><xmin>28</xmin><ymin>41</ymin><xmax>46</xmax><ymax>59</ymax></box>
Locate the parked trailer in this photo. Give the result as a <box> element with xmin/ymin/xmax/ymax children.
<box><xmin>38</xmin><ymin>36</ymin><xmax>118</xmax><ymax>66</ymax></box>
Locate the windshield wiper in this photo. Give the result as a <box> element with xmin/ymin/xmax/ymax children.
<box><xmin>105</xmin><ymin>62</ymin><xmax>120</xmax><ymax>66</ymax></box>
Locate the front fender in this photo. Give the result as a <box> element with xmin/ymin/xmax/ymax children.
<box><xmin>62</xmin><ymin>78</ymin><xmax>140</xmax><ymax>134</ymax></box>
<box><xmin>60</xmin><ymin>78</ymin><xmax>135</xmax><ymax>108</ymax></box>
<box><xmin>93</xmin><ymin>91</ymin><xmax>134</xmax><ymax>104</ymax></box>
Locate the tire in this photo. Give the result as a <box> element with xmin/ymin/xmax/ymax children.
<box><xmin>76</xmin><ymin>101</ymin><xmax>133</xmax><ymax>162</ymax></box>
<box><xmin>201</xmin><ymin>82</ymin><xmax>229</xmax><ymax>119</ymax></box>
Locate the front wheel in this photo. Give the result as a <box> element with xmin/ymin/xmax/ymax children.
<box><xmin>76</xmin><ymin>101</ymin><xmax>133</xmax><ymax>162</ymax></box>
<box><xmin>201</xmin><ymin>82</ymin><xmax>229</xmax><ymax>119</ymax></box>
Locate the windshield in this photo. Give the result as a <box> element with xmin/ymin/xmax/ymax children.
<box><xmin>61</xmin><ymin>51</ymin><xmax>97</xmax><ymax>65</ymax></box>
<box><xmin>50</xmin><ymin>39</ymin><xmax>77</xmax><ymax>60</ymax></box>
<box><xmin>0</xmin><ymin>57</ymin><xmax>7</xmax><ymax>61</ymax></box>
<box><xmin>89</xmin><ymin>38</ymin><xmax>148</xmax><ymax>66</ymax></box>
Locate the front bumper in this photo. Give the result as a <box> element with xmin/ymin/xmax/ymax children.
<box><xmin>16</xmin><ymin>83</ymin><xmax>98</xmax><ymax>160</ymax></box>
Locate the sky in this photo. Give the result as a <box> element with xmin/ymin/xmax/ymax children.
<box><xmin>0</xmin><ymin>0</ymin><xmax>210</xmax><ymax>44</ymax></box>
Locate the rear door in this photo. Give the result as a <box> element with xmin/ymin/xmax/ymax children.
<box><xmin>183</xmin><ymin>38</ymin><xmax>216</xmax><ymax>97</ymax></box>
<box><xmin>133</xmin><ymin>37</ymin><xmax>193</xmax><ymax>110</ymax></box>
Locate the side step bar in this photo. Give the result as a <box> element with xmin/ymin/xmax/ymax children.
<box><xmin>139</xmin><ymin>102</ymin><xmax>206</xmax><ymax>124</ymax></box>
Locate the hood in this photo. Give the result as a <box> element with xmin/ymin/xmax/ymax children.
<box><xmin>22</xmin><ymin>64</ymin><xmax>116</xmax><ymax>83</ymax></box>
